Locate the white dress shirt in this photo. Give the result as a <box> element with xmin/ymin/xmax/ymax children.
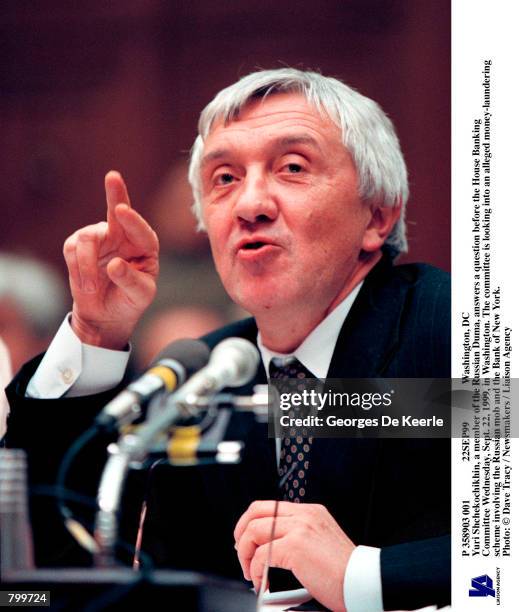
<box><xmin>25</xmin><ymin>283</ymin><xmax>383</xmax><ymax>612</ymax></box>
<box><xmin>26</xmin><ymin>315</ymin><xmax>130</xmax><ymax>399</ymax></box>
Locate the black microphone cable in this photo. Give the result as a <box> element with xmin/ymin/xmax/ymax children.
<box><xmin>54</xmin><ymin>339</ymin><xmax>211</xmax><ymax>555</ymax></box>
<box><xmin>55</xmin><ymin>423</ymin><xmax>104</xmax><ymax>555</ymax></box>
<box><xmin>31</xmin><ymin>480</ymin><xmax>155</xmax><ymax>574</ymax></box>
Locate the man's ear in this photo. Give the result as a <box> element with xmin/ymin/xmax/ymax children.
<box><xmin>361</xmin><ymin>201</ymin><xmax>402</xmax><ymax>253</ymax></box>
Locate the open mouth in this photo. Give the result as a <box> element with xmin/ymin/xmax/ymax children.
<box><xmin>236</xmin><ymin>237</ymin><xmax>279</xmax><ymax>257</ymax></box>
<box><xmin>241</xmin><ymin>241</ymin><xmax>267</xmax><ymax>250</ymax></box>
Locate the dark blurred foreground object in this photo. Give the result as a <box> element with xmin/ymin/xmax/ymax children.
<box><xmin>0</xmin><ymin>448</ymin><xmax>255</xmax><ymax>612</ymax></box>
<box><xmin>0</xmin><ymin>449</ymin><xmax>35</xmax><ymax>571</ymax></box>
<box><xmin>1</xmin><ymin>568</ymin><xmax>256</xmax><ymax>611</ymax></box>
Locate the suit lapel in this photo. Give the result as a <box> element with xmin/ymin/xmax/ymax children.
<box><xmin>307</xmin><ymin>257</ymin><xmax>411</xmax><ymax>532</ymax></box>
<box><xmin>327</xmin><ymin>255</ymin><xmax>410</xmax><ymax>378</ymax></box>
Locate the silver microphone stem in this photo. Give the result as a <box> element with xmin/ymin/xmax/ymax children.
<box><xmin>94</xmin><ymin>442</ymin><xmax>137</xmax><ymax>567</ymax></box>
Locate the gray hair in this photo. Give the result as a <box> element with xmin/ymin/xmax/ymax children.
<box><xmin>0</xmin><ymin>253</ymin><xmax>67</xmax><ymax>337</ymax></box>
<box><xmin>188</xmin><ymin>67</ymin><xmax>409</xmax><ymax>255</ymax></box>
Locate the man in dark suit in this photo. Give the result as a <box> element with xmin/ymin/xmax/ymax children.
<box><xmin>6</xmin><ymin>68</ymin><xmax>450</xmax><ymax>611</ymax></box>
<box><xmin>139</xmin><ymin>254</ymin><xmax>450</xmax><ymax>612</ymax></box>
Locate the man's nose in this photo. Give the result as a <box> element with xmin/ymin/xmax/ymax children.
<box><xmin>233</xmin><ymin>172</ymin><xmax>278</xmax><ymax>224</ymax></box>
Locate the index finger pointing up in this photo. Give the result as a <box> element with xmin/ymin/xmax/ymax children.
<box><xmin>105</xmin><ymin>170</ymin><xmax>132</xmax><ymax>227</ymax></box>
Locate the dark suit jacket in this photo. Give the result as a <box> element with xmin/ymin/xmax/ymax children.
<box><xmin>6</xmin><ymin>256</ymin><xmax>451</xmax><ymax>611</ymax></box>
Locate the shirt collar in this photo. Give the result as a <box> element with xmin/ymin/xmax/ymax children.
<box><xmin>257</xmin><ymin>282</ymin><xmax>363</xmax><ymax>379</ymax></box>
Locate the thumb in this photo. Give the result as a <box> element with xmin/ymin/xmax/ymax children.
<box><xmin>107</xmin><ymin>257</ymin><xmax>156</xmax><ymax>309</ymax></box>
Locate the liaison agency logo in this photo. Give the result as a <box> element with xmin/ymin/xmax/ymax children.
<box><xmin>468</xmin><ymin>574</ymin><xmax>496</xmax><ymax>598</ymax></box>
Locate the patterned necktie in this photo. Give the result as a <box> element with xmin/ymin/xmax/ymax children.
<box><xmin>269</xmin><ymin>358</ymin><xmax>314</xmax><ymax>503</ymax></box>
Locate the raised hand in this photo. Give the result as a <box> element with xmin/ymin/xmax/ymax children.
<box><xmin>63</xmin><ymin>171</ymin><xmax>159</xmax><ymax>349</ymax></box>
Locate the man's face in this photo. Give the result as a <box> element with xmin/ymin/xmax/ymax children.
<box><xmin>199</xmin><ymin>93</ymin><xmax>374</xmax><ymax>318</ymax></box>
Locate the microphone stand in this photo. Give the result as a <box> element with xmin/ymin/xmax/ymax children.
<box><xmin>93</xmin><ymin>446</ymin><xmax>133</xmax><ymax>567</ymax></box>
<box><xmin>93</xmin><ymin>390</ymin><xmax>196</xmax><ymax>567</ymax></box>
<box><xmin>93</xmin><ymin>387</ymin><xmax>269</xmax><ymax>567</ymax></box>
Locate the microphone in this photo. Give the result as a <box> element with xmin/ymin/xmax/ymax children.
<box><xmin>171</xmin><ymin>336</ymin><xmax>260</xmax><ymax>401</ymax></box>
<box><xmin>122</xmin><ymin>337</ymin><xmax>260</xmax><ymax>459</ymax></box>
<box><xmin>95</xmin><ymin>338</ymin><xmax>210</xmax><ymax>431</ymax></box>
<box><xmin>94</xmin><ymin>337</ymin><xmax>259</xmax><ymax>563</ymax></box>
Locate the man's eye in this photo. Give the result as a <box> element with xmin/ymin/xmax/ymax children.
<box><xmin>216</xmin><ymin>173</ymin><xmax>234</xmax><ymax>185</ymax></box>
<box><xmin>286</xmin><ymin>163</ymin><xmax>303</xmax><ymax>173</ymax></box>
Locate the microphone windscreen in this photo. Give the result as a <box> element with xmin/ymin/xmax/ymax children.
<box><xmin>211</xmin><ymin>337</ymin><xmax>260</xmax><ymax>387</ymax></box>
<box><xmin>152</xmin><ymin>338</ymin><xmax>210</xmax><ymax>378</ymax></box>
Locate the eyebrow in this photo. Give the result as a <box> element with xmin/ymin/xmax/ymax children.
<box><xmin>200</xmin><ymin>134</ymin><xmax>323</xmax><ymax>168</ymax></box>
<box><xmin>275</xmin><ymin>135</ymin><xmax>322</xmax><ymax>152</ymax></box>
<box><xmin>201</xmin><ymin>148</ymin><xmax>231</xmax><ymax>168</ymax></box>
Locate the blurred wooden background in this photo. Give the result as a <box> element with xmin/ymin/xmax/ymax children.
<box><xmin>0</xmin><ymin>0</ymin><xmax>450</xmax><ymax>273</ymax></box>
